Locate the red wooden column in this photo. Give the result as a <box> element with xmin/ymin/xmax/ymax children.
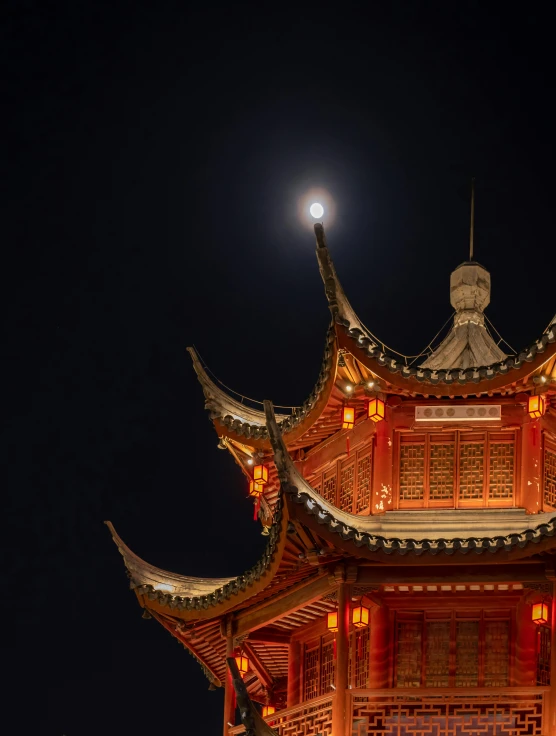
<box><xmin>515</xmin><ymin>594</ymin><xmax>537</xmax><ymax>686</ymax></box>
<box><xmin>372</xmin><ymin>408</ymin><xmax>393</xmax><ymax>514</ymax></box>
<box><xmin>332</xmin><ymin>581</ymin><xmax>350</xmax><ymax>736</ymax></box>
<box><xmin>223</xmin><ymin>632</ymin><xmax>235</xmax><ymax>736</ymax></box>
<box><xmin>287</xmin><ymin>640</ymin><xmax>301</xmax><ymax>707</ymax></box>
<box><xmin>369</xmin><ymin>604</ymin><xmax>389</xmax><ymax>689</ymax></box>
<box><xmin>520</xmin><ymin>421</ymin><xmax>543</xmax><ymax>512</ymax></box>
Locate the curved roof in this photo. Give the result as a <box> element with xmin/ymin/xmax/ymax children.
<box><xmin>187</xmin><ymin>327</ymin><xmax>339</xmax><ymax>449</ymax></box>
<box><xmin>264</xmin><ymin>400</ymin><xmax>556</xmax><ymax>560</ymax></box>
<box><xmin>315</xmin><ymin>223</ymin><xmax>556</xmax><ymax>396</ymax></box>
<box><xmin>105</xmin><ymin>504</ymin><xmax>289</xmax><ymax>619</ymax></box>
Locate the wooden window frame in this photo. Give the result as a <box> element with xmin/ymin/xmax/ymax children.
<box><xmin>543</xmin><ymin>435</ymin><xmax>556</xmax><ymax>511</ymax></box>
<box><xmin>307</xmin><ymin>439</ymin><xmax>373</xmax><ymax>515</ymax></box>
<box><xmin>394</xmin><ymin>429</ymin><xmax>518</xmax><ymax>510</ymax></box>
<box><xmin>393</xmin><ymin>609</ymin><xmax>513</xmax><ymax>688</ymax></box>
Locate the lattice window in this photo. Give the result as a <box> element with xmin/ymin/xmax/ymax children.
<box><xmin>425</xmin><ymin>621</ymin><xmax>450</xmax><ymax>687</ymax></box>
<box><xmin>489</xmin><ymin>443</ymin><xmax>515</xmax><ymax>500</ymax></box>
<box><xmin>322</xmin><ymin>469</ymin><xmax>336</xmax><ymax>505</ymax></box>
<box><xmin>459</xmin><ymin>442</ymin><xmax>484</xmax><ymax>500</ymax></box>
<box><xmin>399</xmin><ymin>444</ymin><xmax>425</xmax><ymax>501</ymax></box>
<box><xmin>396</xmin><ymin>621</ymin><xmax>422</xmax><ymax>687</ymax></box>
<box><xmin>455</xmin><ymin>620</ymin><xmax>479</xmax><ymax>687</ymax></box>
<box><xmin>303</xmin><ymin>641</ymin><xmax>320</xmax><ymax>701</ymax></box>
<box><xmin>320</xmin><ymin>636</ymin><xmax>335</xmax><ymax>694</ymax></box>
<box><xmin>312</xmin><ymin>480</ymin><xmax>322</xmax><ymax>497</ymax></box>
<box><xmin>484</xmin><ymin>620</ymin><xmax>510</xmax><ymax>686</ymax></box>
<box><xmin>429</xmin><ymin>443</ymin><xmax>455</xmax><ymax>501</ymax></box>
<box><xmin>537</xmin><ymin>625</ymin><xmax>551</xmax><ymax>686</ymax></box>
<box><xmin>339</xmin><ymin>458</ymin><xmax>355</xmax><ymax>511</ymax></box>
<box><xmin>356</xmin><ymin>451</ymin><xmax>371</xmax><ymax>513</ymax></box>
<box><xmin>349</xmin><ymin>628</ymin><xmax>370</xmax><ymax>689</ymax></box>
<box><xmin>545</xmin><ymin>446</ymin><xmax>556</xmax><ymax>509</ymax></box>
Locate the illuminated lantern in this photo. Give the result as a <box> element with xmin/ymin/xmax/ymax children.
<box><xmin>368</xmin><ymin>397</ymin><xmax>385</xmax><ymax>423</ymax></box>
<box><xmin>327</xmin><ymin>610</ymin><xmax>339</xmax><ymax>632</ymax></box>
<box><xmin>253</xmin><ymin>464</ymin><xmax>269</xmax><ymax>485</ymax></box>
<box><xmin>235</xmin><ymin>654</ymin><xmax>249</xmax><ymax>678</ymax></box>
<box><xmin>528</xmin><ymin>394</ymin><xmax>546</xmax><ymax>419</ymax></box>
<box><xmin>352</xmin><ymin>603</ymin><xmax>370</xmax><ymax>628</ymax></box>
<box><xmin>249</xmin><ymin>480</ymin><xmax>264</xmax><ymax>497</ymax></box>
<box><xmin>532</xmin><ymin>601</ymin><xmax>549</xmax><ymax>625</ymax></box>
<box><xmin>342</xmin><ymin>406</ymin><xmax>355</xmax><ymax>429</ymax></box>
<box><xmin>262</xmin><ymin>705</ymin><xmax>276</xmax><ymax>717</ymax></box>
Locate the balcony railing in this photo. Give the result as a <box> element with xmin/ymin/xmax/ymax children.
<box><xmin>229</xmin><ymin>687</ymin><xmax>548</xmax><ymax>736</ymax></box>
<box><xmin>348</xmin><ymin>687</ymin><xmax>549</xmax><ymax>736</ymax></box>
<box><xmin>229</xmin><ymin>693</ymin><xmax>334</xmax><ymax>736</ymax></box>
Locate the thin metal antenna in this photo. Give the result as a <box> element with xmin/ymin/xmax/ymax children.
<box><xmin>469</xmin><ymin>177</ymin><xmax>475</xmax><ymax>261</ymax></box>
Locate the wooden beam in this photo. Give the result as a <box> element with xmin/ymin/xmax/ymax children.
<box><xmin>242</xmin><ymin>641</ymin><xmax>274</xmax><ymax>690</ymax></box>
<box><xmin>234</xmin><ymin>574</ymin><xmax>335</xmax><ymax>637</ymax></box>
<box><xmin>247</xmin><ymin>628</ymin><xmax>291</xmax><ymax>645</ymax></box>
<box><xmin>357</xmin><ymin>562</ymin><xmax>548</xmax><ymax>586</ymax></box>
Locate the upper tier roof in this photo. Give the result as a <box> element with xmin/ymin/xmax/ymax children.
<box><xmin>315</xmin><ymin>223</ymin><xmax>556</xmax><ymax>395</ymax></box>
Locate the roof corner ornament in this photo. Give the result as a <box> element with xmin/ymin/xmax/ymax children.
<box><xmin>227</xmin><ymin>657</ymin><xmax>279</xmax><ymax>736</ymax></box>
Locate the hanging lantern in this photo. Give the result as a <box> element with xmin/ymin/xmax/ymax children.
<box><xmin>249</xmin><ymin>480</ymin><xmax>264</xmax><ymax>497</ymax></box>
<box><xmin>253</xmin><ymin>464</ymin><xmax>269</xmax><ymax>485</ymax></box>
<box><xmin>528</xmin><ymin>394</ymin><xmax>546</xmax><ymax>419</ymax></box>
<box><xmin>368</xmin><ymin>397</ymin><xmax>385</xmax><ymax>423</ymax></box>
<box><xmin>532</xmin><ymin>601</ymin><xmax>549</xmax><ymax>625</ymax></box>
<box><xmin>262</xmin><ymin>705</ymin><xmax>276</xmax><ymax>718</ymax></box>
<box><xmin>352</xmin><ymin>603</ymin><xmax>370</xmax><ymax>628</ymax></box>
<box><xmin>235</xmin><ymin>654</ymin><xmax>249</xmax><ymax>678</ymax></box>
<box><xmin>342</xmin><ymin>406</ymin><xmax>355</xmax><ymax>429</ymax></box>
<box><xmin>327</xmin><ymin>610</ymin><xmax>339</xmax><ymax>632</ymax></box>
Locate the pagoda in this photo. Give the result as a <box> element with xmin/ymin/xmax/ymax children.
<box><xmin>108</xmin><ymin>222</ymin><xmax>556</xmax><ymax>736</ymax></box>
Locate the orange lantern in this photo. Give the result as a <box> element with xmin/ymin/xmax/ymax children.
<box><xmin>253</xmin><ymin>464</ymin><xmax>269</xmax><ymax>485</ymax></box>
<box><xmin>249</xmin><ymin>480</ymin><xmax>264</xmax><ymax>497</ymax></box>
<box><xmin>262</xmin><ymin>705</ymin><xmax>276</xmax><ymax>718</ymax></box>
<box><xmin>235</xmin><ymin>654</ymin><xmax>249</xmax><ymax>678</ymax></box>
<box><xmin>342</xmin><ymin>406</ymin><xmax>355</xmax><ymax>429</ymax></box>
<box><xmin>368</xmin><ymin>397</ymin><xmax>385</xmax><ymax>423</ymax></box>
<box><xmin>352</xmin><ymin>603</ymin><xmax>370</xmax><ymax>628</ymax></box>
<box><xmin>528</xmin><ymin>394</ymin><xmax>546</xmax><ymax>419</ymax></box>
<box><xmin>532</xmin><ymin>601</ymin><xmax>549</xmax><ymax>625</ymax></box>
<box><xmin>327</xmin><ymin>610</ymin><xmax>339</xmax><ymax>632</ymax></box>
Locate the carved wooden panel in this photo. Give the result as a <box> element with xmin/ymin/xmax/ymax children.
<box><xmin>425</xmin><ymin>621</ymin><xmax>450</xmax><ymax>687</ymax></box>
<box><xmin>544</xmin><ymin>446</ymin><xmax>556</xmax><ymax>509</ymax></box>
<box><xmin>304</xmin><ymin>640</ymin><xmax>320</xmax><ymax>701</ymax></box>
<box><xmin>356</xmin><ymin>450</ymin><xmax>372</xmax><ymax>514</ymax></box>
<box><xmin>399</xmin><ymin>444</ymin><xmax>425</xmax><ymax>502</ymax></box>
<box><xmin>459</xmin><ymin>442</ymin><xmax>484</xmax><ymax>500</ymax></box>
<box><xmin>322</xmin><ymin>468</ymin><xmax>336</xmax><ymax>505</ymax></box>
<box><xmin>350</xmin><ymin>690</ymin><xmax>546</xmax><ymax>736</ymax></box>
<box><xmin>455</xmin><ymin>620</ymin><xmax>479</xmax><ymax>687</ymax></box>
<box><xmin>265</xmin><ymin>696</ymin><xmax>333</xmax><ymax>736</ymax></box>
<box><xmin>484</xmin><ymin>620</ymin><xmax>509</xmax><ymax>686</ymax></box>
<box><xmin>429</xmin><ymin>443</ymin><xmax>455</xmax><ymax>501</ymax></box>
<box><xmin>339</xmin><ymin>458</ymin><xmax>355</xmax><ymax>511</ymax></box>
<box><xmin>537</xmin><ymin>625</ymin><xmax>551</xmax><ymax>686</ymax></box>
<box><xmin>396</xmin><ymin>621</ymin><xmax>422</xmax><ymax>687</ymax></box>
<box><xmin>489</xmin><ymin>443</ymin><xmax>514</xmax><ymax>500</ymax></box>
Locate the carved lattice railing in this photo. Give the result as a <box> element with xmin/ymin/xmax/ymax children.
<box><xmin>229</xmin><ymin>692</ymin><xmax>334</xmax><ymax>736</ymax></box>
<box><xmin>348</xmin><ymin>687</ymin><xmax>549</xmax><ymax>736</ymax></box>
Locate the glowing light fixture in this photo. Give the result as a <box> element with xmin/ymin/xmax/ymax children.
<box><xmin>309</xmin><ymin>202</ymin><xmax>324</xmax><ymax>218</ymax></box>
<box><xmin>532</xmin><ymin>601</ymin><xmax>549</xmax><ymax>625</ymax></box>
<box><xmin>345</xmin><ymin>384</ymin><xmax>353</xmax><ymax>393</ymax></box>
<box><xmin>342</xmin><ymin>406</ymin><xmax>355</xmax><ymax>430</ymax></box>
<box><xmin>368</xmin><ymin>397</ymin><xmax>385</xmax><ymax>423</ymax></box>
<box><xmin>253</xmin><ymin>464</ymin><xmax>268</xmax><ymax>485</ymax></box>
<box><xmin>262</xmin><ymin>705</ymin><xmax>276</xmax><ymax>717</ymax></box>
<box><xmin>249</xmin><ymin>480</ymin><xmax>264</xmax><ymax>498</ymax></box>
<box><xmin>528</xmin><ymin>394</ymin><xmax>546</xmax><ymax>419</ymax></box>
<box><xmin>235</xmin><ymin>654</ymin><xmax>249</xmax><ymax>678</ymax></box>
<box><xmin>247</xmin><ymin>458</ymin><xmax>254</xmax><ymax>466</ymax></box>
<box><xmin>327</xmin><ymin>610</ymin><xmax>339</xmax><ymax>632</ymax></box>
<box><xmin>352</xmin><ymin>603</ymin><xmax>370</xmax><ymax>628</ymax></box>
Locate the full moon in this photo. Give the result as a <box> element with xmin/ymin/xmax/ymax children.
<box><xmin>309</xmin><ymin>202</ymin><xmax>324</xmax><ymax>219</ymax></box>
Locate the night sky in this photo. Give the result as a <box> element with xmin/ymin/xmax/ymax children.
<box><xmin>3</xmin><ymin>3</ymin><xmax>555</xmax><ymax>734</ymax></box>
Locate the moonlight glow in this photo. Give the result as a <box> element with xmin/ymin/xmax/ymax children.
<box><xmin>309</xmin><ymin>202</ymin><xmax>324</xmax><ymax>219</ymax></box>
